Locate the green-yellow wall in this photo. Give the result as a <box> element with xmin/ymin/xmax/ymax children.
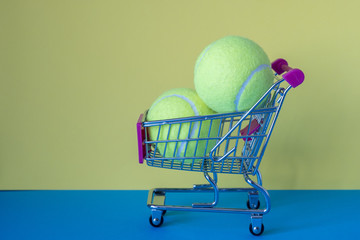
<box><xmin>1</xmin><ymin>0</ymin><xmax>359</xmax><ymax>190</ymax></box>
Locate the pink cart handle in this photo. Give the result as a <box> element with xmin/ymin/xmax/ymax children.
<box><xmin>271</xmin><ymin>58</ymin><xmax>305</xmax><ymax>88</ymax></box>
<box><xmin>136</xmin><ymin>113</ymin><xmax>146</xmax><ymax>164</ymax></box>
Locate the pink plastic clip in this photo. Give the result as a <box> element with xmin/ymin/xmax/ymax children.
<box><xmin>136</xmin><ymin>114</ymin><xmax>146</xmax><ymax>164</ymax></box>
<box><xmin>240</xmin><ymin>119</ymin><xmax>261</xmax><ymax>141</ymax></box>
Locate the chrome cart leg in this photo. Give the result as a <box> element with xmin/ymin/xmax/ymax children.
<box><xmin>193</xmin><ymin>171</ymin><xmax>218</xmax><ymax>189</ymax></box>
<box><xmin>247</xmin><ymin>191</ymin><xmax>260</xmax><ymax>209</ymax></box>
<box><xmin>192</xmin><ymin>172</ymin><xmax>219</xmax><ymax>208</ymax></box>
<box><xmin>255</xmin><ymin>168</ymin><xmax>263</xmax><ymax>186</ymax></box>
<box><xmin>243</xmin><ymin>169</ymin><xmax>270</xmax><ymax>236</ymax></box>
<box><xmin>247</xmin><ymin>169</ymin><xmax>263</xmax><ymax>209</ymax></box>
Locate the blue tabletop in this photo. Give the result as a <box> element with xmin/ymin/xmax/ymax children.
<box><xmin>0</xmin><ymin>190</ymin><xmax>359</xmax><ymax>239</ymax></box>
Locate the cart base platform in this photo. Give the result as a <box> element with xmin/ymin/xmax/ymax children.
<box><xmin>147</xmin><ymin>171</ymin><xmax>271</xmax><ymax>236</ymax></box>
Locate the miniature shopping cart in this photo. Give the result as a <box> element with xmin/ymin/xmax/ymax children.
<box><xmin>137</xmin><ymin>59</ymin><xmax>304</xmax><ymax>236</ymax></box>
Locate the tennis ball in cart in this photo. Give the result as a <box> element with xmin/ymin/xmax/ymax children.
<box><xmin>194</xmin><ymin>36</ymin><xmax>274</xmax><ymax>113</ymax></box>
<box><xmin>147</xmin><ymin>88</ymin><xmax>220</xmax><ymax>162</ymax></box>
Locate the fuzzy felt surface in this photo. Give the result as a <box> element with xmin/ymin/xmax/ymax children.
<box><xmin>147</xmin><ymin>88</ymin><xmax>220</xmax><ymax>160</ymax></box>
<box><xmin>194</xmin><ymin>36</ymin><xmax>274</xmax><ymax>113</ymax></box>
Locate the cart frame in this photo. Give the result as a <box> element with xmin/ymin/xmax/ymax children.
<box><xmin>137</xmin><ymin>59</ymin><xmax>304</xmax><ymax>236</ymax></box>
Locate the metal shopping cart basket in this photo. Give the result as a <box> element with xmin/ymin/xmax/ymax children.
<box><xmin>136</xmin><ymin>59</ymin><xmax>304</xmax><ymax>236</ymax></box>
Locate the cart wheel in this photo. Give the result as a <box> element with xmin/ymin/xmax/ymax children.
<box><xmin>249</xmin><ymin>223</ymin><xmax>264</xmax><ymax>236</ymax></box>
<box><xmin>149</xmin><ymin>215</ymin><xmax>164</xmax><ymax>227</ymax></box>
<box><xmin>247</xmin><ymin>200</ymin><xmax>260</xmax><ymax>209</ymax></box>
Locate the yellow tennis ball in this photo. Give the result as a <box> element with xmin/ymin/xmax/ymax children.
<box><xmin>147</xmin><ymin>88</ymin><xmax>220</xmax><ymax>161</ymax></box>
<box><xmin>194</xmin><ymin>36</ymin><xmax>274</xmax><ymax>113</ymax></box>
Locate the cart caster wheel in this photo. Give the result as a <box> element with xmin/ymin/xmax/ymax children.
<box><xmin>149</xmin><ymin>215</ymin><xmax>164</xmax><ymax>227</ymax></box>
<box><xmin>247</xmin><ymin>200</ymin><xmax>260</xmax><ymax>209</ymax></box>
<box><xmin>249</xmin><ymin>223</ymin><xmax>264</xmax><ymax>236</ymax></box>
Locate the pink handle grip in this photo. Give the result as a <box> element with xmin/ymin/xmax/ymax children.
<box><xmin>271</xmin><ymin>58</ymin><xmax>305</xmax><ymax>88</ymax></box>
<box><xmin>137</xmin><ymin>114</ymin><xmax>146</xmax><ymax>164</ymax></box>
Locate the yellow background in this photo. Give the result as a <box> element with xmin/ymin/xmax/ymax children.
<box><xmin>1</xmin><ymin>0</ymin><xmax>359</xmax><ymax>190</ymax></box>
